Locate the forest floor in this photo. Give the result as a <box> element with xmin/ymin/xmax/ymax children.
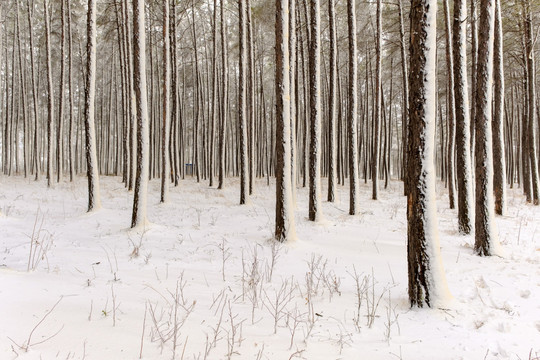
<box><xmin>0</xmin><ymin>175</ymin><xmax>539</xmax><ymax>360</ymax></box>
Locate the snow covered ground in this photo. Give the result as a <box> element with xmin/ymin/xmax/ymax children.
<box><xmin>0</xmin><ymin>175</ymin><xmax>539</xmax><ymax>360</ymax></box>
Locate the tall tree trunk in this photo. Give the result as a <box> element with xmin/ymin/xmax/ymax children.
<box><xmin>347</xmin><ymin>0</ymin><xmax>359</xmax><ymax>215</ymax></box>
<box><xmin>289</xmin><ymin>0</ymin><xmax>297</xmax><ymax>204</ymax></box>
<box><xmin>327</xmin><ymin>0</ymin><xmax>337</xmax><ymax>203</ymax></box>
<box><xmin>372</xmin><ymin>0</ymin><xmax>382</xmax><ymax>200</ymax></box>
<box><xmin>470</xmin><ymin>0</ymin><xmax>478</xmax><ymax>157</ymax></box>
<box><xmin>26</xmin><ymin>0</ymin><xmax>40</xmax><ymax>180</ymax></box>
<box><xmin>474</xmin><ymin>0</ymin><xmax>502</xmax><ymax>256</ymax></box>
<box><xmin>308</xmin><ymin>0</ymin><xmax>322</xmax><ymax>221</ymax></box>
<box><xmin>492</xmin><ymin>0</ymin><xmax>506</xmax><ymax>214</ymax></box>
<box><xmin>523</xmin><ymin>0</ymin><xmax>540</xmax><ymax>205</ymax></box>
<box><xmin>44</xmin><ymin>0</ymin><xmax>54</xmax><ymax>188</ymax></box>
<box><xmin>453</xmin><ymin>0</ymin><xmax>474</xmax><ymax>234</ymax></box>
<box><xmin>398</xmin><ymin>0</ymin><xmax>409</xmax><ymax>196</ymax></box>
<box><xmin>275</xmin><ymin>0</ymin><xmax>296</xmax><ymax>242</ymax></box>
<box><xmin>131</xmin><ymin>0</ymin><xmax>150</xmax><ymax>228</ymax></box>
<box><xmin>84</xmin><ymin>0</ymin><xmax>101</xmax><ymax>211</ymax></box>
<box><xmin>67</xmin><ymin>0</ymin><xmax>75</xmax><ymax>181</ymax></box>
<box><xmin>218</xmin><ymin>0</ymin><xmax>228</xmax><ymax>190</ymax></box>
<box><xmin>443</xmin><ymin>0</ymin><xmax>456</xmax><ymax>209</ymax></box>
<box><xmin>57</xmin><ymin>0</ymin><xmax>66</xmax><ymax>183</ymax></box>
<box><xmin>160</xmin><ymin>0</ymin><xmax>170</xmax><ymax>203</ymax></box>
<box><xmin>238</xmin><ymin>0</ymin><xmax>249</xmax><ymax>204</ymax></box>
<box><xmin>408</xmin><ymin>0</ymin><xmax>450</xmax><ymax>308</ymax></box>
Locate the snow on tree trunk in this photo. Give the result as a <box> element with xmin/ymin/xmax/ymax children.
<box><xmin>238</xmin><ymin>0</ymin><xmax>249</xmax><ymax>205</ymax></box>
<box><xmin>131</xmin><ymin>0</ymin><xmax>150</xmax><ymax>228</ymax></box>
<box><xmin>452</xmin><ymin>0</ymin><xmax>474</xmax><ymax>234</ymax></box>
<box><xmin>84</xmin><ymin>0</ymin><xmax>101</xmax><ymax>211</ymax></box>
<box><xmin>160</xmin><ymin>0</ymin><xmax>170</xmax><ymax>203</ymax></box>
<box><xmin>275</xmin><ymin>0</ymin><xmax>296</xmax><ymax>243</ymax></box>
<box><xmin>308</xmin><ymin>0</ymin><xmax>322</xmax><ymax>222</ymax></box>
<box><xmin>44</xmin><ymin>0</ymin><xmax>54</xmax><ymax>188</ymax></box>
<box><xmin>407</xmin><ymin>0</ymin><xmax>452</xmax><ymax>308</ymax></box>
<box><xmin>347</xmin><ymin>0</ymin><xmax>358</xmax><ymax>215</ymax></box>
<box><xmin>474</xmin><ymin>0</ymin><xmax>502</xmax><ymax>257</ymax></box>
<box><xmin>492</xmin><ymin>0</ymin><xmax>506</xmax><ymax>215</ymax></box>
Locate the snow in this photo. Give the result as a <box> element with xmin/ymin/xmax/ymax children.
<box><xmin>1</xmin><ymin>175</ymin><xmax>539</xmax><ymax>359</ymax></box>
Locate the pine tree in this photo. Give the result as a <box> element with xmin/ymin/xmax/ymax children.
<box><xmin>347</xmin><ymin>0</ymin><xmax>358</xmax><ymax>215</ymax></box>
<box><xmin>160</xmin><ymin>0</ymin><xmax>170</xmax><ymax>203</ymax></box>
<box><xmin>275</xmin><ymin>0</ymin><xmax>296</xmax><ymax>242</ymax></box>
<box><xmin>44</xmin><ymin>0</ymin><xmax>54</xmax><ymax>188</ymax></box>
<box><xmin>84</xmin><ymin>0</ymin><xmax>101</xmax><ymax>211</ymax></box>
<box><xmin>474</xmin><ymin>0</ymin><xmax>502</xmax><ymax>256</ymax></box>
<box><xmin>308</xmin><ymin>0</ymin><xmax>322</xmax><ymax>221</ymax></box>
<box><xmin>407</xmin><ymin>0</ymin><xmax>451</xmax><ymax>308</ymax></box>
<box><xmin>453</xmin><ymin>0</ymin><xmax>474</xmax><ymax>234</ymax></box>
<box><xmin>238</xmin><ymin>0</ymin><xmax>249</xmax><ymax>204</ymax></box>
<box><xmin>492</xmin><ymin>0</ymin><xmax>506</xmax><ymax>214</ymax></box>
<box><xmin>131</xmin><ymin>0</ymin><xmax>150</xmax><ymax>228</ymax></box>
<box><xmin>327</xmin><ymin>0</ymin><xmax>337</xmax><ymax>203</ymax></box>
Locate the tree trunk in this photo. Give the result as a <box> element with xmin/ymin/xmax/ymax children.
<box><xmin>443</xmin><ymin>0</ymin><xmax>456</xmax><ymax>209</ymax></box>
<box><xmin>492</xmin><ymin>0</ymin><xmax>506</xmax><ymax>214</ymax></box>
<box><xmin>238</xmin><ymin>0</ymin><xmax>249</xmax><ymax>204</ymax></box>
<box><xmin>453</xmin><ymin>0</ymin><xmax>474</xmax><ymax>234</ymax></box>
<box><xmin>131</xmin><ymin>0</ymin><xmax>150</xmax><ymax>228</ymax></box>
<box><xmin>275</xmin><ymin>0</ymin><xmax>296</xmax><ymax>242</ymax></box>
<box><xmin>372</xmin><ymin>0</ymin><xmax>382</xmax><ymax>200</ymax></box>
<box><xmin>327</xmin><ymin>0</ymin><xmax>337</xmax><ymax>203</ymax></box>
<box><xmin>308</xmin><ymin>0</ymin><xmax>322</xmax><ymax>221</ymax></box>
<box><xmin>523</xmin><ymin>0</ymin><xmax>540</xmax><ymax>205</ymax></box>
<box><xmin>474</xmin><ymin>0</ymin><xmax>501</xmax><ymax>256</ymax></box>
<box><xmin>408</xmin><ymin>0</ymin><xmax>450</xmax><ymax>308</ymax></box>
<box><xmin>84</xmin><ymin>0</ymin><xmax>101</xmax><ymax>211</ymax></box>
<box><xmin>347</xmin><ymin>0</ymin><xmax>359</xmax><ymax>215</ymax></box>
<box><xmin>44</xmin><ymin>0</ymin><xmax>54</xmax><ymax>187</ymax></box>
<box><xmin>160</xmin><ymin>0</ymin><xmax>170</xmax><ymax>203</ymax></box>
